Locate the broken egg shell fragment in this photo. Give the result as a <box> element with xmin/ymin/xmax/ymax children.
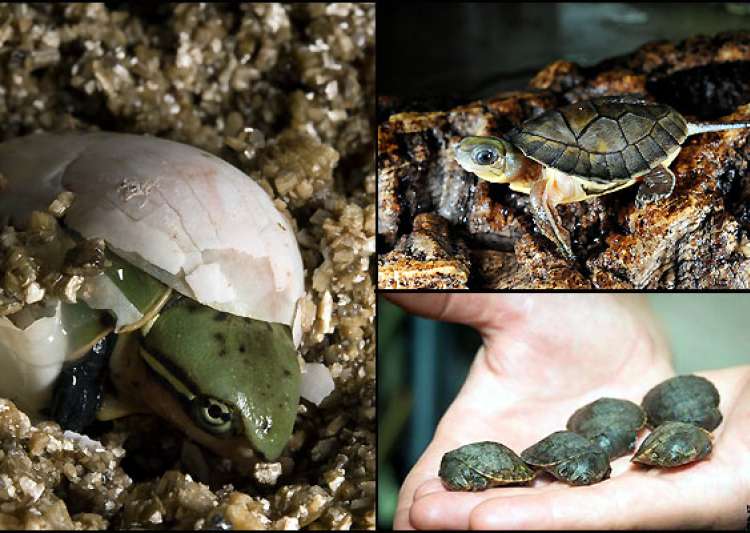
<box><xmin>0</xmin><ymin>301</ymin><xmax>110</xmax><ymax>415</ymax></box>
<box><xmin>0</xmin><ymin>132</ymin><xmax>305</xmax><ymax>331</ymax></box>
<box><xmin>300</xmin><ymin>362</ymin><xmax>335</xmax><ymax>406</ymax></box>
<box><xmin>0</xmin><ymin>305</ymin><xmax>68</xmax><ymax>415</ymax></box>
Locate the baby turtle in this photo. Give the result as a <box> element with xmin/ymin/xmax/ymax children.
<box><xmin>642</xmin><ymin>375</ymin><xmax>722</xmax><ymax>431</ymax></box>
<box><xmin>454</xmin><ymin>95</ymin><xmax>750</xmax><ymax>258</ymax></box>
<box><xmin>439</xmin><ymin>441</ymin><xmax>535</xmax><ymax>491</ymax></box>
<box><xmin>521</xmin><ymin>431</ymin><xmax>611</xmax><ymax>486</ymax></box>
<box><xmin>567</xmin><ymin>398</ymin><xmax>646</xmax><ymax>459</ymax></box>
<box><xmin>632</xmin><ymin>421</ymin><xmax>713</xmax><ymax>467</ymax></box>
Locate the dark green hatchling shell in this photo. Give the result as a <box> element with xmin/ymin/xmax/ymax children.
<box><xmin>521</xmin><ymin>431</ymin><xmax>611</xmax><ymax>486</ymax></box>
<box><xmin>641</xmin><ymin>375</ymin><xmax>722</xmax><ymax>431</ymax></box>
<box><xmin>506</xmin><ymin>96</ymin><xmax>688</xmax><ymax>183</ymax></box>
<box><xmin>439</xmin><ymin>441</ymin><xmax>535</xmax><ymax>491</ymax></box>
<box><xmin>566</xmin><ymin>398</ymin><xmax>646</xmax><ymax>459</ymax></box>
<box><xmin>632</xmin><ymin>421</ymin><xmax>713</xmax><ymax>467</ymax></box>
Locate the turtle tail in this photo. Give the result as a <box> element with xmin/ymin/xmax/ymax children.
<box><xmin>687</xmin><ymin>121</ymin><xmax>750</xmax><ymax>136</ymax></box>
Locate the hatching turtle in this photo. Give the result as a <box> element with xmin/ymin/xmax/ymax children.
<box><xmin>632</xmin><ymin>421</ymin><xmax>713</xmax><ymax>467</ymax></box>
<box><xmin>566</xmin><ymin>397</ymin><xmax>646</xmax><ymax>459</ymax></box>
<box><xmin>454</xmin><ymin>95</ymin><xmax>750</xmax><ymax>258</ymax></box>
<box><xmin>0</xmin><ymin>132</ymin><xmax>335</xmax><ymax>463</ymax></box>
<box><xmin>439</xmin><ymin>441</ymin><xmax>535</xmax><ymax>491</ymax></box>
<box><xmin>641</xmin><ymin>374</ymin><xmax>722</xmax><ymax>431</ymax></box>
<box><xmin>521</xmin><ymin>430</ymin><xmax>611</xmax><ymax>486</ymax></box>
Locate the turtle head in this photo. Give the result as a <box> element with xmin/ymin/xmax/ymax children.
<box><xmin>454</xmin><ymin>136</ymin><xmax>518</xmax><ymax>183</ymax></box>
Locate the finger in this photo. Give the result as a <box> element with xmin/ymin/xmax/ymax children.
<box><xmin>468</xmin><ymin>465</ymin><xmax>726</xmax><ymax>530</ymax></box>
<box><xmin>393</xmin><ymin>508</ymin><xmax>415</xmax><ymax>531</ymax></box>
<box><xmin>413</xmin><ymin>478</ymin><xmax>445</xmax><ymax>501</ymax></box>
<box><xmin>409</xmin><ymin>484</ymin><xmax>506</xmax><ymax>530</ymax></box>
<box><xmin>382</xmin><ymin>293</ymin><xmax>520</xmax><ymax>334</ymax></box>
<box><xmin>394</xmin><ymin>465</ymin><xmax>443</xmax><ymax>530</ymax></box>
<box><xmin>408</xmin><ymin>475</ymin><xmax>561</xmax><ymax>531</ymax></box>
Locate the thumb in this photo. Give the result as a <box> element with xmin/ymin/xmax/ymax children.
<box><xmin>383</xmin><ymin>293</ymin><xmax>522</xmax><ymax>336</ymax></box>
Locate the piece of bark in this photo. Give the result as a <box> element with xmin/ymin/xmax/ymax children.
<box><xmin>378</xmin><ymin>213</ymin><xmax>470</xmax><ymax>289</ymax></box>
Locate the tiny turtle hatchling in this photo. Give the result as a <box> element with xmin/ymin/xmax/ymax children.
<box><xmin>521</xmin><ymin>430</ymin><xmax>611</xmax><ymax>486</ymax></box>
<box><xmin>642</xmin><ymin>374</ymin><xmax>722</xmax><ymax>431</ymax></box>
<box><xmin>439</xmin><ymin>441</ymin><xmax>535</xmax><ymax>491</ymax></box>
<box><xmin>454</xmin><ymin>95</ymin><xmax>750</xmax><ymax>258</ymax></box>
<box><xmin>566</xmin><ymin>397</ymin><xmax>646</xmax><ymax>459</ymax></box>
<box><xmin>632</xmin><ymin>421</ymin><xmax>713</xmax><ymax>467</ymax></box>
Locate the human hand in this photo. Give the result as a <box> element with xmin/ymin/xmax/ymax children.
<box><xmin>388</xmin><ymin>294</ymin><xmax>750</xmax><ymax>529</ymax></box>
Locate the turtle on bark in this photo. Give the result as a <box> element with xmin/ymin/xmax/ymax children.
<box><xmin>454</xmin><ymin>95</ymin><xmax>750</xmax><ymax>258</ymax></box>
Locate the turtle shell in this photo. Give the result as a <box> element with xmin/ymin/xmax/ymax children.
<box><xmin>506</xmin><ymin>96</ymin><xmax>688</xmax><ymax>183</ymax></box>
<box><xmin>439</xmin><ymin>441</ymin><xmax>535</xmax><ymax>491</ymax></box>
<box><xmin>632</xmin><ymin>421</ymin><xmax>713</xmax><ymax>467</ymax></box>
<box><xmin>566</xmin><ymin>398</ymin><xmax>646</xmax><ymax>459</ymax></box>
<box><xmin>521</xmin><ymin>431</ymin><xmax>611</xmax><ymax>486</ymax></box>
<box><xmin>641</xmin><ymin>375</ymin><xmax>722</xmax><ymax>431</ymax></box>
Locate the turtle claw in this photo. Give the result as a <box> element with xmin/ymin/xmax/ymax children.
<box><xmin>529</xmin><ymin>179</ymin><xmax>575</xmax><ymax>260</ymax></box>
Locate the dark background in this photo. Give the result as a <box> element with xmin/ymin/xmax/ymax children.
<box><xmin>377</xmin><ymin>2</ymin><xmax>750</xmax><ymax>101</ymax></box>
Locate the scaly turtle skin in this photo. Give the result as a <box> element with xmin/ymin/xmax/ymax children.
<box><xmin>521</xmin><ymin>430</ymin><xmax>611</xmax><ymax>486</ymax></box>
<box><xmin>632</xmin><ymin>421</ymin><xmax>713</xmax><ymax>467</ymax></box>
<box><xmin>439</xmin><ymin>441</ymin><xmax>535</xmax><ymax>491</ymax></box>
<box><xmin>641</xmin><ymin>374</ymin><xmax>723</xmax><ymax>431</ymax></box>
<box><xmin>566</xmin><ymin>397</ymin><xmax>646</xmax><ymax>459</ymax></box>
<box><xmin>454</xmin><ymin>96</ymin><xmax>750</xmax><ymax>258</ymax></box>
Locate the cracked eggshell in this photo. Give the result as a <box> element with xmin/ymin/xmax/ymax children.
<box><xmin>300</xmin><ymin>362</ymin><xmax>335</xmax><ymax>406</ymax></box>
<box><xmin>0</xmin><ymin>303</ymin><xmax>69</xmax><ymax>415</ymax></box>
<box><xmin>0</xmin><ymin>132</ymin><xmax>305</xmax><ymax>329</ymax></box>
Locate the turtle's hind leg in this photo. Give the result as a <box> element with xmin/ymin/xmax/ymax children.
<box><xmin>635</xmin><ymin>165</ymin><xmax>676</xmax><ymax>209</ymax></box>
<box><xmin>529</xmin><ymin>175</ymin><xmax>578</xmax><ymax>260</ymax></box>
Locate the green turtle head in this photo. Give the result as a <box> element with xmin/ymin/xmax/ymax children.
<box><xmin>139</xmin><ymin>297</ymin><xmax>301</xmax><ymax>461</ymax></box>
<box><xmin>454</xmin><ymin>136</ymin><xmax>516</xmax><ymax>183</ymax></box>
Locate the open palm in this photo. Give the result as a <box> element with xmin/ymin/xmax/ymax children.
<box><xmin>388</xmin><ymin>294</ymin><xmax>750</xmax><ymax>530</ymax></box>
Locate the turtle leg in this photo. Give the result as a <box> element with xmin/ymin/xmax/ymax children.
<box><xmin>635</xmin><ymin>165</ymin><xmax>676</xmax><ymax>209</ymax></box>
<box><xmin>49</xmin><ymin>333</ymin><xmax>116</xmax><ymax>432</ymax></box>
<box><xmin>528</xmin><ymin>176</ymin><xmax>575</xmax><ymax>259</ymax></box>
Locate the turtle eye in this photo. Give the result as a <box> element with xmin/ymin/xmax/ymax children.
<box><xmin>192</xmin><ymin>396</ymin><xmax>233</xmax><ymax>434</ymax></box>
<box><xmin>472</xmin><ymin>146</ymin><xmax>499</xmax><ymax>166</ymax></box>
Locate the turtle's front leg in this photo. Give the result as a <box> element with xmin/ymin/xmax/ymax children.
<box><xmin>49</xmin><ymin>332</ymin><xmax>116</xmax><ymax>432</ymax></box>
<box><xmin>528</xmin><ymin>171</ymin><xmax>586</xmax><ymax>260</ymax></box>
